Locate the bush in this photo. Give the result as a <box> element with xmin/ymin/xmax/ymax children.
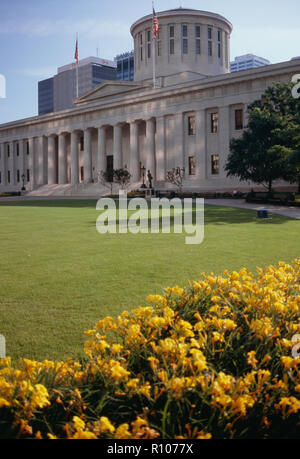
<box><xmin>1</xmin><ymin>260</ymin><xmax>300</xmax><ymax>439</ymax></box>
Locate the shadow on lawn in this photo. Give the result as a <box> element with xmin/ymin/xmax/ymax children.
<box><xmin>0</xmin><ymin>199</ymin><xmax>289</xmax><ymax>225</ymax></box>
<box><xmin>90</xmin><ymin>206</ymin><xmax>288</xmax><ymax>227</ymax></box>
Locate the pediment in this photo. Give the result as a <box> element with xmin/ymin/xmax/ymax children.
<box><xmin>74</xmin><ymin>81</ymin><xmax>150</xmax><ymax>106</ymax></box>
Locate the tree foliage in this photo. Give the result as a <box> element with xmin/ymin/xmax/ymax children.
<box><xmin>225</xmin><ymin>82</ymin><xmax>300</xmax><ymax>192</ymax></box>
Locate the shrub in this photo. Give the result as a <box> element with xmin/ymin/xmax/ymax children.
<box><xmin>0</xmin><ymin>260</ymin><xmax>300</xmax><ymax>439</ymax></box>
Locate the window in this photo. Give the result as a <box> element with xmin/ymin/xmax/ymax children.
<box><xmin>218</xmin><ymin>29</ymin><xmax>222</xmax><ymax>59</ymax></box>
<box><xmin>235</xmin><ymin>109</ymin><xmax>244</xmax><ymax>130</ymax></box>
<box><xmin>140</xmin><ymin>33</ymin><xmax>143</xmax><ymax>61</ymax></box>
<box><xmin>147</xmin><ymin>30</ymin><xmax>151</xmax><ymax>58</ymax></box>
<box><xmin>208</xmin><ymin>27</ymin><xmax>213</xmax><ymax>57</ymax></box>
<box><xmin>17</xmin><ymin>169</ymin><xmax>20</xmax><ymax>183</ymax></box>
<box><xmin>188</xmin><ymin>116</ymin><xmax>195</xmax><ymax>135</ymax></box>
<box><xmin>182</xmin><ymin>24</ymin><xmax>188</xmax><ymax>54</ymax></box>
<box><xmin>7</xmin><ymin>170</ymin><xmax>10</xmax><ymax>184</ymax></box>
<box><xmin>7</xmin><ymin>144</ymin><xmax>10</xmax><ymax>157</ymax></box>
<box><xmin>196</xmin><ymin>25</ymin><xmax>201</xmax><ymax>55</ymax></box>
<box><xmin>211</xmin><ymin>155</ymin><xmax>219</xmax><ymax>175</ymax></box>
<box><xmin>183</xmin><ymin>38</ymin><xmax>188</xmax><ymax>54</ymax></box>
<box><xmin>0</xmin><ymin>171</ymin><xmax>1</xmax><ymax>184</ymax></box>
<box><xmin>170</xmin><ymin>39</ymin><xmax>175</xmax><ymax>55</ymax></box>
<box><xmin>169</xmin><ymin>25</ymin><xmax>174</xmax><ymax>38</ymax></box>
<box><xmin>17</xmin><ymin>143</ymin><xmax>19</xmax><ymax>156</ymax></box>
<box><xmin>189</xmin><ymin>156</ymin><xmax>196</xmax><ymax>176</ymax></box>
<box><xmin>27</xmin><ymin>169</ymin><xmax>30</xmax><ymax>182</ymax></box>
<box><xmin>26</xmin><ymin>141</ymin><xmax>29</xmax><ymax>155</ymax></box>
<box><xmin>211</xmin><ymin>113</ymin><xmax>218</xmax><ymax>133</ymax></box>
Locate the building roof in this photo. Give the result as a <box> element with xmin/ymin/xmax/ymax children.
<box><xmin>130</xmin><ymin>8</ymin><xmax>233</xmax><ymax>35</ymax></box>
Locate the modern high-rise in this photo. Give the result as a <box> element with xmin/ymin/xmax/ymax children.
<box><xmin>115</xmin><ymin>51</ymin><xmax>135</xmax><ymax>81</ymax></box>
<box><xmin>38</xmin><ymin>78</ymin><xmax>54</xmax><ymax>115</ymax></box>
<box><xmin>38</xmin><ymin>57</ymin><xmax>117</xmax><ymax>115</ymax></box>
<box><xmin>230</xmin><ymin>54</ymin><xmax>270</xmax><ymax>72</ymax></box>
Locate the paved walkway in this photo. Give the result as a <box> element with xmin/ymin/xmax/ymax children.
<box><xmin>0</xmin><ymin>196</ymin><xmax>300</xmax><ymax>220</ymax></box>
<box><xmin>205</xmin><ymin>199</ymin><xmax>300</xmax><ymax>220</ymax></box>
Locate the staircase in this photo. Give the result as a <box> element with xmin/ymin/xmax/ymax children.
<box><xmin>25</xmin><ymin>181</ymin><xmax>145</xmax><ymax>198</ymax></box>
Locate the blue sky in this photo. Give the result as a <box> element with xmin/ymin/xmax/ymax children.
<box><xmin>0</xmin><ymin>0</ymin><xmax>299</xmax><ymax>124</ymax></box>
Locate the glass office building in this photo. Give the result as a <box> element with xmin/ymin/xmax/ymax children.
<box><xmin>38</xmin><ymin>57</ymin><xmax>117</xmax><ymax>115</ymax></box>
<box><xmin>115</xmin><ymin>51</ymin><xmax>134</xmax><ymax>81</ymax></box>
<box><xmin>230</xmin><ymin>54</ymin><xmax>270</xmax><ymax>72</ymax></box>
<box><xmin>38</xmin><ymin>78</ymin><xmax>54</xmax><ymax>115</ymax></box>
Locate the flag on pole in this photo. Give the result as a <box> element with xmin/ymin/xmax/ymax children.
<box><xmin>74</xmin><ymin>34</ymin><xmax>79</xmax><ymax>62</ymax></box>
<box><xmin>74</xmin><ymin>33</ymin><xmax>79</xmax><ymax>98</ymax></box>
<box><xmin>152</xmin><ymin>4</ymin><xmax>159</xmax><ymax>37</ymax></box>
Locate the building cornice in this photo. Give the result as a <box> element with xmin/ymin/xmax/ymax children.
<box><xmin>0</xmin><ymin>58</ymin><xmax>299</xmax><ymax>135</ymax></box>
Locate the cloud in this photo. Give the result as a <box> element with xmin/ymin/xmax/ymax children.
<box><xmin>0</xmin><ymin>17</ymin><xmax>130</xmax><ymax>39</ymax></box>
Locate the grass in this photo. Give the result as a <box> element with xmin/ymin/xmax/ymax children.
<box><xmin>0</xmin><ymin>199</ymin><xmax>299</xmax><ymax>362</ymax></box>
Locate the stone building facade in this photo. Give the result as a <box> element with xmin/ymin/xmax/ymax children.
<box><xmin>0</xmin><ymin>8</ymin><xmax>299</xmax><ymax>196</ymax></box>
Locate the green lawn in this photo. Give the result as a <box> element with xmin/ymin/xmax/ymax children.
<box><xmin>0</xmin><ymin>199</ymin><xmax>299</xmax><ymax>362</ymax></box>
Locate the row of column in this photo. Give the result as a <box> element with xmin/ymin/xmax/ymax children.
<box><xmin>0</xmin><ymin>107</ymin><xmax>230</xmax><ymax>188</ymax></box>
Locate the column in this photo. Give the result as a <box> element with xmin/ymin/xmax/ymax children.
<box><xmin>195</xmin><ymin>109</ymin><xmax>207</xmax><ymax>180</ymax></box>
<box><xmin>48</xmin><ymin>135</ymin><xmax>56</xmax><ymax>184</ymax></box>
<box><xmin>218</xmin><ymin>106</ymin><xmax>230</xmax><ymax>178</ymax></box>
<box><xmin>129</xmin><ymin>121</ymin><xmax>139</xmax><ymax>182</ymax></box>
<box><xmin>36</xmin><ymin>136</ymin><xmax>45</xmax><ymax>186</ymax></box>
<box><xmin>70</xmin><ymin>131</ymin><xmax>79</xmax><ymax>186</ymax></box>
<box><xmin>83</xmin><ymin>128</ymin><xmax>92</xmax><ymax>184</ymax></box>
<box><xmin>173</xmin><ymin>113</ymin><xmax>185</xmax><ymax>169</ymax></box>
<box><xmin>10</xmin><ymin>141</ymin><xmax>16</xmax><ymax>186</ymax></box>
<box><xmin>97</xmin><ymin>126</ymin><xmax>106</xmax><ymax>174</ymax></box>
<box><xmin>113</xmin><ymin>124</ymin><xmax>122</xmax><ymax>170</ymax></box>
<box><xmin>18</xmin><ymin>140</ymin><xmax>25</xmax><ymax>179</ymax></box>
<box><xmin>58</xmin><ymin>133</ymin><xmax>67</xmax><ymax>184</ymax></box>
<box><xmin>0</xmin><ymin>143</ymin><xmax>6</xmax><ymax>186</ymax></box>
<box><xmin>155</xmin><ymin>116</ymin><xmax>166</xmax><ymax>181</ymax></box>
<box><xmin>28</xmin><ymin>138</ymin><xmax>35</xmax><ymax>187</ymax></box>
<box><xmin>145</xmin><ymin>118</ymin><xmax>156</xmax><ymax>179</ymax></box>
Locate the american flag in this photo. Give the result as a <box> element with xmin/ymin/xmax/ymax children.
<box><xmin>152</xmin><ymin>6</ymin><xmax>159</xmax><ymax>38</ymax></box>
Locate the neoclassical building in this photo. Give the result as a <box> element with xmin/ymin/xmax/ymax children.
<box><xmin>0</xmin><ymin>8</ymin><xmax>299</xmax><ymax>196</ymax></box>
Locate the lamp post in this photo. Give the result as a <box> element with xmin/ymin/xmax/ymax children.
<box><xmin>141</xmin><ymin>165</ymin><xmax>146</xmax><ymax>189</ymax></box>
<box><xmin>21</xmin><ymin>174</ymin><xmax>26</xmax><ymax>191</ymax></box>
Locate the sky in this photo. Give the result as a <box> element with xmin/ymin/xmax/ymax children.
<box><xmin>0</xmin><ymin>0</ymin><xmax>299</xmax><ymax>124</ymax></box>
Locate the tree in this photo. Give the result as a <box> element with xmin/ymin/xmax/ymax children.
<box><xmin>97</xmin><ymin>170</ymin><xmax>115</xmax><ymax>195</ymax></box>
<box><xmin>97</xmin><ymin>168</ymin><xmax>132</xmax><ymax>195</ymax></box>
<box><xmin>225</xmin><ymin>82</ymin><xmax>300</xmax><ymax>192</ymax></box>
<box><xmin>166</xmin><ymin>167</ymin><xmax>185</xmax><ymax>194</ymax></box>
<box><xmin>113</xmin><ymin>169</ymin><xmax>131</xmax><ymax>190</ymax></box>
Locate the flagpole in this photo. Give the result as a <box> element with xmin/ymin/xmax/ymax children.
<box><xmin>152</xmin><ymin>2</ymin><xmax>156</xmax><ymax>89</ymax></box>
<box><xmin>76</xmin><ymin>33</ymin><xmax>79</xmax><ymax>98</ymax></box>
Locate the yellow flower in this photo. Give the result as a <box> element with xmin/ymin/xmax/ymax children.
<box><xmin>115</xmin><ymin>423</ymin><xmax>131</xmax><ymax>439</ymax></box>
<box><xmin>196</xmin><ymin>431</ymin><xmax>212</xmax><ymax>440</ymax></box>
<box><xmin>100</xmin><ymin>417</ymin><xmax>115</xmax><ymax>434</ymax></box>
<box><xmin>31</xmin><ymin>384</ymin><xmax>50</xmax><ymax>409</ymax></box>
<box><xmin>247</xmin><ymin>351</ymin><xmax>258</xmax><ymax>369</ymax></box>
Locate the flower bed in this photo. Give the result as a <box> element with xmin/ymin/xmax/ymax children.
<box><xmin>1</xmin><ymin>260</ymin><xmax>300</xmax><ymax>439</ymax></box>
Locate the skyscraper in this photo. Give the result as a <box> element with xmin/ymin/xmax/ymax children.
<box><xmin>38</xmin><ymin>57</ymin><xmax>117</xmax><ymax>115</ymax></box>
<box><xmin>115</xmin><ymin>51</ymin><xmax>135</xmax><ymax>81</ymax></box>
<box><xmin>230</xmin><ymin>54</ymin><xmax>270</xmax><ymax>72</ymax></box>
